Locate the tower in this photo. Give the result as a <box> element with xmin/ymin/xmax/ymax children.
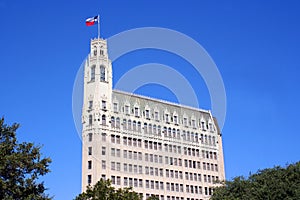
<box><xmin>81</xmin><ymin>38</ymin><xmax>112</xmax><ymax>190</ymax></box>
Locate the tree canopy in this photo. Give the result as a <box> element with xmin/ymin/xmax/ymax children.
<box><xmin>75</xmin><ymin>179</ymin><xmax>142</xmax><ymax>200</ymax></box>
<box><xmin>211</xmin><ymin>162</ymin><xmax>300</xmax><ymax>200</ymax></box>
<box><xmin>0</xmin><ymin>117</ymin><xmax>52</xmax><ymax>200</ymax></box>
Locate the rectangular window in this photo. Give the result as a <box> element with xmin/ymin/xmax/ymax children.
<box><xmin>88</xmin><ymin>133</ymin><xmax>92</xmax><ymax>142</ymax></box>
<box><xmin>125</xmin><ymin>105</ymin><xmax>130</xmax><ymax>115</ymax></box>
<box><xmin>88</xmin><ymin>100</ymin><xmax>93</xmax><ymax>110</ymax></box>
<box><xmin>102</xmin><ymin>160</ymin><xmax>106</xmax><ymax>169</ymax></box>
<box><xmin>88</xmin><ymin>160</ymin><xmax>92</xmax><ymax>169</ymax></box>
<box><xmin>145</xmin><ymin>109</ymin><xmax>150</xmax><ymax>119</ymax></box>
<box><xmin>117</xmin><ymin>162</ymin><xmax>121</xmax><ymax>171</ymax></box>
<box><xmin>101</xmin><ymin>147</ymin><xmax>106</xmax><ymax>155</ymax></box>
<box><xmin>111</xmin><ymin>176</ymin><xmax>115</xmax><ymax>184</ymax></box>
<box><xmin>111</xmin><ymin>162</ymin><xmax>115</xmax><ymax>170</ymax></box>
<box><xmin>117</xmin><ymin>176</ymin><xmax>121</xmax><ymax>185</ymax></box>
<box><xmin>155</xmin><ymin>111</ymin><xmax>159</xmax><ymax>121</ymax></box>
<box><xmin>134</xmin><ymin>107</ymin><xmax>139</xmax><ymax>117</ymax></box>
<box><xmin>102</xmin><ymin>100</ymin><xmax>106</xmax><ymax>110</ymax></box>
<box><xmin>88</xmin><ymin>115</ymin><xmax>93</xmax><ymax>125</ymax></box>
<box><xmin>102</xmin><ymin>133</ymin><xmax>106</xmax><ymax>142</ymax></box>
<box><xmin>87</xmin><ymin>175</ymin><xmax>92</xmax><ymax>185</ymax></box>
<box><xmin>128</xmin><ymin>164</ymin><xmax>132</xmax><ymax>172</ymax></box>
<box><xmin>116</xmin><ymin>149</ymin><xmax>121</xmax><ymax>157</ymax></box>
<box><xmin>111</xmin><ymin>148</ymin><xmax>115</xmax><ymax>156</ymax></box>
<box><xmin>113</xmin><ymin>103</ymin><xmax>118</xmax><ymax>113</ymax></box>
<box><xmin>124</xmin><ymin>163</ymin><xmax>127</xmax><ymax>172</ymax></box>
<box><xmin>88</xmin><ymin>147</ymin><xmax>92</xmax><ymax>155</ymax></box>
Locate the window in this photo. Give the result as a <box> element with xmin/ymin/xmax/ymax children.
<box><xmin>91</xmin><ymin>65</ymin><xmax>95</xmax><ymax>81</ymax></box>
<box><xmin>165</xmin><ymin>113</ymin><xmax>169</xmax><ymax>123</ymax></box>
<box><xmin>93</xmin><ymin>46</ymin><xmax>97</xmax><ymax>56</ymax></box>
<box><xmin>154</xmin><ymin>111</ymin><xmax>159</xmax><ymax>121</ymax></box>
<box><xmin>111</xmin><ymin>116</ymin><xmax>115</xmax><ymax>128</ymax></box>
<box><xmin>192</xmin><ymin>119</ymin><xmax>196</xmax><ymax>128</ymax></box>
<box><xmin>116</xmin><ymin>118</ymin><xmax>120</xmax><ymax>129</ymax></box>
<box><xmin>88</xmin><ymin>100</ymin><xmax>93</xmax><ymax>110</ymax></box>
<box><xmin>88</xmin><ymin>147</ymin><xmax>92</xmax><ymax>155</ymax></box>
<box><xmin>102</xmin><ymin>115</ymin><xmax>106</xmax><ymax>125</ymax></box>
<box><xmin>88</xmin><ymin>133</ymin><xmax>92</xmax><ymax>142</ymax></box>
<box><xmin>100</xmin><ymin>65</ymin><xmax>105</xmax><ymax>82</ymax></box>
<box><xmin>111</xmin><ymin>162</ymin><xmax>115</xmax><ymax>170</ymax></box>
<box><xmin>174</xmin><ymin>115</ymin><xmax>178</xmax><ymax>124</ymax></box>
<box><xmin>102</xmin><ymin>160</ymin><xmax>106</xmax><ymax>169</ymax></box>
<box><xmin>87</xmin><ymin>175</ymin><xmax>92</xmax><ymax>185</ymax></box>
<box><xmin>125</xmin><ymin>105</ymin><xmax>130</xmax><ymax>115</ymax></box>
<box><xmin>145</xmin><ymin>109</ymin><xmax>150</xmax><ymax>119</ymax></box>
<box><xmin>102</xmin><ymin>101</ymin><xmax>107</xmax><ymax>110</ymax></box>
<box><xmin>134</xmin><ymin>107</ymin><xmax>139</xmax><ymax>117</ymax></box>
<box><xmin>102</xmin><ymin>147</ymin><xmax>105</xmax><ymax>155</ymax></box>
<box><xmin>113</xmin><ymin>103</ymin><xmax>118</xmax><ymax>112</ymax></box>
<box><xmin>88</xmin><ymin>115</ymin><xmax>92</xmax><ymax>125</ymax></box>
<box><xmin>88</xmin><ymin>160</ymin><xmax>92</xmax><ymax>169</ymax></box>
<box><xmin>183</xmin><ymin>117</ymin><xmax>188</xmax><ymax>126</ymax></box>
<box><xmin>100</xmin><ymin>133</ymin><xmax>105</xmax><ymax>142</ymax></box>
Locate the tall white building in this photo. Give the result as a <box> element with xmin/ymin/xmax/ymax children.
<box><xmin>81</xmin><ymin>37</ymin><xmax>225</xmax><ymax>200</ymax></box>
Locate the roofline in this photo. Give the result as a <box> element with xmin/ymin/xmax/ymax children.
<box><xmin>112</xmin><ymin>89</ymin><xmax>212</xmax><ymax>115</ymax></box>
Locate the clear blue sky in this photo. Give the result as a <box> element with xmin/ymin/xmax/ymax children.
<box><xmin>1</xmin><ymin>0</ymin><xmax>300</xmax><ymax>199</ymax></box>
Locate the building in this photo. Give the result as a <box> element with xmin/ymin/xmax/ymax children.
<box><xmin>81</xmin><ymin>37</ymin><xmax>225</xmax><ymax>200</ymax></box>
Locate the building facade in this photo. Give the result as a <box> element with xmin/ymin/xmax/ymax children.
<box><xmin>81</xmin><ymin>38</ymin><xmax>225</xmax><ymax>200</ymax></box>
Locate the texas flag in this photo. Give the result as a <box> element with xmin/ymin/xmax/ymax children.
<box><xmin>86</xmin><ymin>16</ymin><xmax>99</xmax><ymax>26</ymax></box>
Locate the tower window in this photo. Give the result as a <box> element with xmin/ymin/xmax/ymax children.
<box><xmin>90</xmin><ymin>65</ymin><xmax>95</xmax><ymax>81</ymax></box>
<box><xmin>88</xmin><ymin>147</ymin><xmax>92</xmax><ymax>155</ymax></box>
<box><xmin>100</xmin><ymin>49</ymin><xmax>104</xmax><ymax>55</ymax></box>
<box><xmin>88</xmin><ymin>160</ymin><xmax>92</xmax><ymax>169</ymax></box>
<box><xmin>88</xmin><ymin>115</ymin><xmax>92</xmax><ymax>125</ymax></box>
<box><xmin>102</xmin><ymin>100</ymin><xmax>106</xmax><ymax>110</ymax></box>
<box><xmin>88</xmin><ymin>133</ymin><xmax>92</xmax><ymax>142</ymax></box>
<box><xmin>93</xmin><ymin>46</ymin><xmax>97</xmax><ymax>56</ymax></box>
<box><xmin>88</xmin><ymin>100</ymin><xmax>93</xmax><ymax>110</ymax></box>
<box><xmin>87</xmin><ymin>175</ymin><xmax>92</xmax><ymax>185</ymax></box>
<box><xmin>100</xmin><ymin>65</ymin><xmax>106</xmax><ymax>82</ymax></box>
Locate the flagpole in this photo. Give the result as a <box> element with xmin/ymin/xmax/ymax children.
<box><xmin>97</xmin><ymin>15</ymin><xmax>100</xmax><ymax>39</ymax></box>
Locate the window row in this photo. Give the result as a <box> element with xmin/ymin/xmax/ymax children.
<box><xmin>88</xmin><ymin>175</ymin><xmax>214</xmax><ymax>199</ymax></box>
<box><xmin>112</xmin><ymin>105</ymin><xmax>215</xmax><ymax>132</ymax></box>
<box><xmin>89</xmin><ymin>65</ymin><xmax>106</xmax><ymax>82</ymax></box>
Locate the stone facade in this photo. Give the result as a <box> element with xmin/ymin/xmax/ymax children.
<box><xmin>81</xmin><ymin>38</ymin><xmax>225</xmax><ymax>200</ymax></box>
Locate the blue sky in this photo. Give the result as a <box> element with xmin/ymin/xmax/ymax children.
<box><xmin>1</xmin><ymin>0</ymin><xmax>300</xmax><ymax>199</ymax></box>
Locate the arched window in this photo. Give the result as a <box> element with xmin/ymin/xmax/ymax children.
<box><xmin>116</xmin><ymin>117</ymin><xmax>120</xmax><ymax>129</ymax></box>
<box><xmin>123</xmin><ymin>119</ymin><xmax>127</xmax><ymax>130</ymax></box>
<box><xmin>133</xmin><ymin>120</ymin><xmax>137</xmax><ymax>131</ymax></box>
<box><xmin>128</xmin><ymin>120</ymin><xmax>132</xmax><ymax>130</ymax></box>
<box><xmin>102</xmin><ymin>115</ymin><xmax>106</xmax><ymax>125</ymax></box>
<box><xmin>111</xmin><ymin>116</ymin><xmax>115</xmax><ymax>128</ymax></box>
<box><xmin>91</xmin><ymin>65</ymin><xmax>95</xmax><ymax>81</ymax></box>
<box><xmin>100</xmin><ymin>65</ymin><xmax>106</xmax><ymax>82</ymax></box>
<box><xmin>137</xmin><ymin>121</ymin><xmax>141</xmax><ymax>132</ymax></box>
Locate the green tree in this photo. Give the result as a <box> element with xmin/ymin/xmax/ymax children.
<box><xmin>146</xmin><ymin>195</ymin><xmax>159</xmax><ymax>200</ymax></box>
<box><xmin>75</xmin><ymin>179</ymin><xmax>142</xmax><ymax>200</ymax></box>
<box><xmin>0</xmin><ymin>117</ymin><xmax>52</xmax><ymax>200</ymax></box>
<box><xmin>211</xmin><ymin>162</ymin><xmax>300</xmax><ymax>200</ymax></box>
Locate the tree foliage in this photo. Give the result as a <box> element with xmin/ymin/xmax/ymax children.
<box><xmin>75</xmin><ymin>179</ymin><xmax>142</xmax><ymax>200</ymax></box>
<box><xmin>0</xmin><ymin>117</ymin><xmax>52</xmax><ymax>200</ymax></box>
<box><xmin>211</xmin><ymin>162</ymin><xmax>300</xmax><ymax>200</ymax></box>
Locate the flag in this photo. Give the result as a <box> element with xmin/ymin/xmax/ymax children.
<box><xmin>86</xmin><ymin>16</ymin><xmax>99</xmax><ymax>26</ymax></box>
